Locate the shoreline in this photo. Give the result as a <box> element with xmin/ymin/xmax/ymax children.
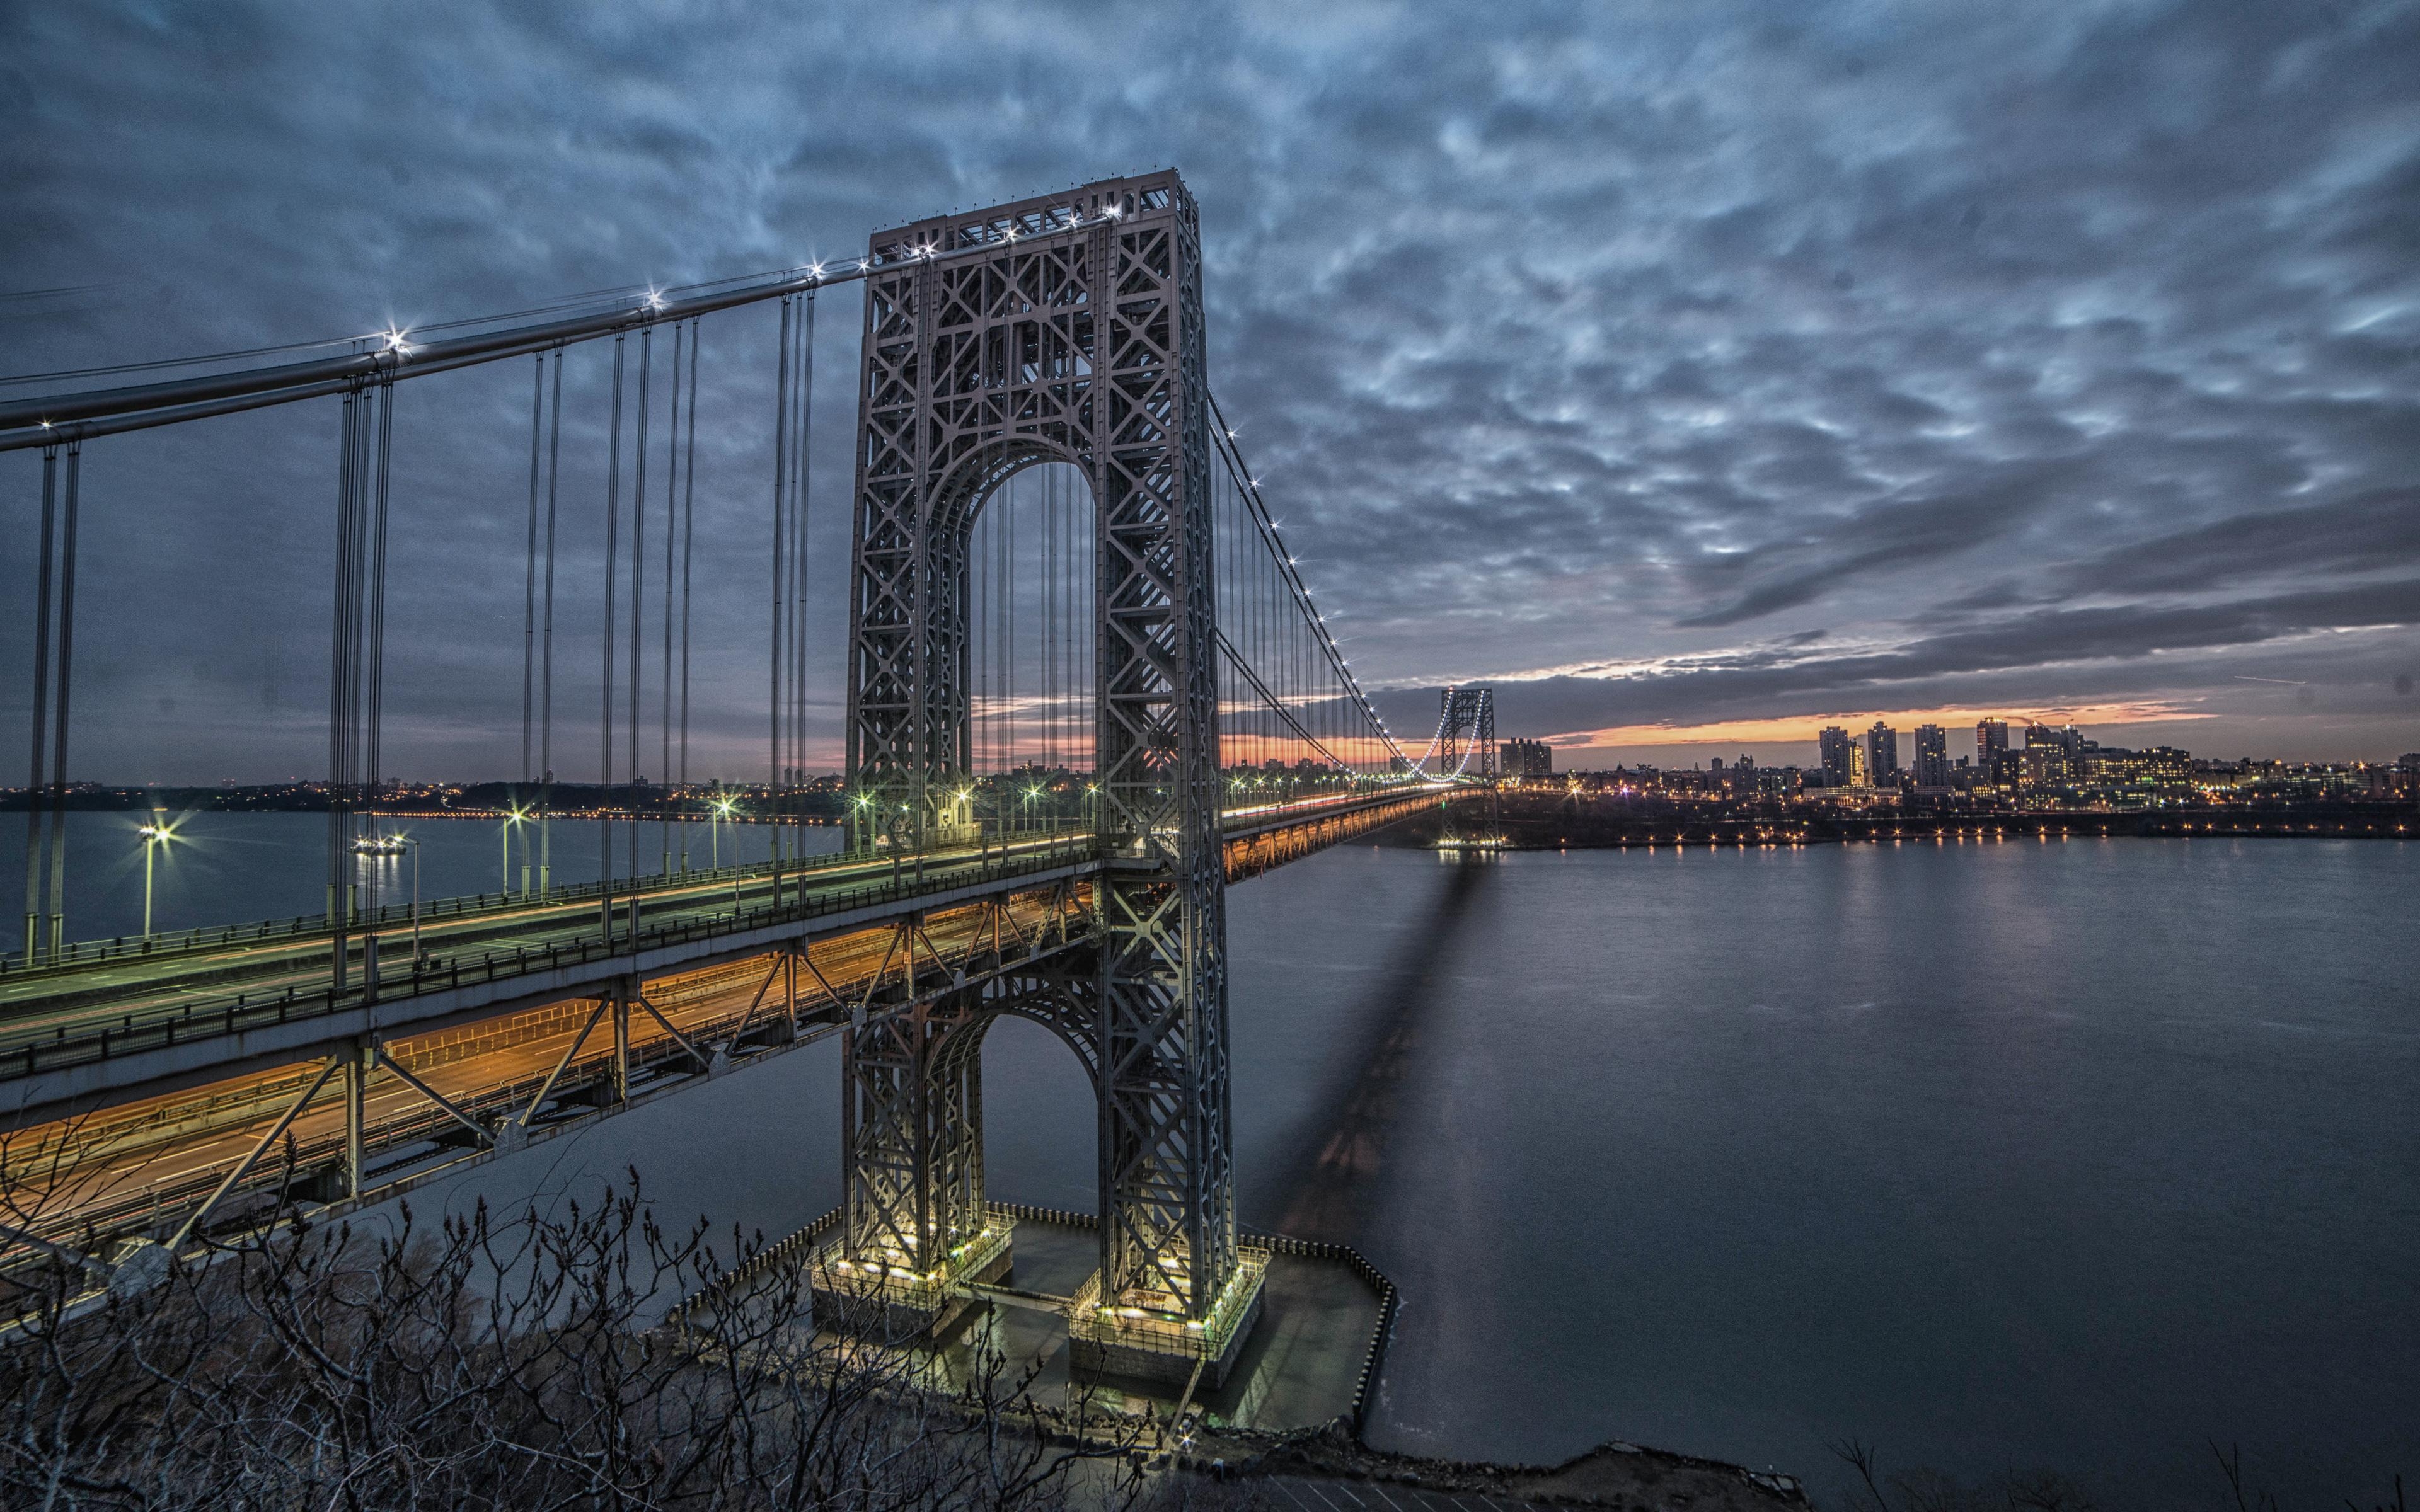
<box><xmin>1386</xmin><ymin>806</ymin><xmax>2415</xmax><ymax>852</ymax></box>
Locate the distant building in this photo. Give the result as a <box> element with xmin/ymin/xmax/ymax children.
<box><xmin>2021</xmin><ymin>723</ymin><xmax>2083</xmax><ymax>785</ymax></box>
<box><xmin>1849</xmin><ymin>740</ymin><xmax>1870</xmax><ymax>788</ymax></box>
<box><xmin>1913</xmin><ymin>724</ymin><xmax>1950</xmax><ymax>787</ymax></box>
<box><xmin>1502</xmin><ymin>738</ymin><xmax>1552</xmax><ymax>779</ymax></box>
<box><xmin>1819</xmin><ymin>726</ymin><xmax>1855</xmax><ymax>786</ymax></box>
<box><xmin>2027</xmin><ymin>723</ymin><xmax>2083</xmax><ymax>757</ymax></box>
<box><xmin>1865</xmin><ymin>722</ymin><xmax>1899</xmax><ymax>784</ymax></box>
<box><xmin>1977</xmin><ymin>718</ymin><xmax>2009</xmax><ymax>761</ymax></box>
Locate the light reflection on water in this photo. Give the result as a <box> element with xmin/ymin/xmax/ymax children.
<box><xmin>1199</xmin><ymin>839</ymin><xmax>2420</xmax><ymax>1511</ymax></box>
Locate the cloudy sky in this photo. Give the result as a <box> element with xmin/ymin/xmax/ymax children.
<box><xmin>3</xmin><ymin>0</ymin><xmax>2416</xmax><ymax>782</ymax></box>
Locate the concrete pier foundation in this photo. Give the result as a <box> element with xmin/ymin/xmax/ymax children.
<box><xmin>768</xmin><ymin>1206</ymin><xmax>1391</xmax><ymax>1431</ymax></box>
<box><xmin>807</xmin><ymin>1218</ymin><xmax>1015</xmax><ymax>1343</ymax></box>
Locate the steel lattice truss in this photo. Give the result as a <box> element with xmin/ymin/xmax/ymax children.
<box><xmin>1436</xmin><ymin>686</ymin><xmax>1497</xmax><ymax>781</ymax></box>
<box><xmin>841</xmin><ymin>173</ymin><xmax>1235</xmax><ymax>1318</ymax></box>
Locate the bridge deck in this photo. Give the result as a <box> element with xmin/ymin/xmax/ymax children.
<box><xmin>0</xmin><ymin>786</ymin><xmax>1443</xmax><ymax>1268</ymax></box>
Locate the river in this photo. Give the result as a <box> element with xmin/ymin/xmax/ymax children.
<box><xmin>6</xmin><ymin>817</ymin><xmax>2415</xmax><ymax>1506</ymax></box>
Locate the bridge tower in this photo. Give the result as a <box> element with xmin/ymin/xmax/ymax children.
<box><xmin>833</xmin><ymin>172</ymin><xmax>1255</xmax><ymax>1381</ymax></box>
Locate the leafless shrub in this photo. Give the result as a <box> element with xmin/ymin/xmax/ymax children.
<box><xmin>1830</xmin><ymin>1435</ymin><xmax>2095</xmax><ymax>1512</ymax></box>
<box><xmin>0</xmin><ymin>1168</ymin><xmax>1155</xmax><ymax>1510</ymax></box>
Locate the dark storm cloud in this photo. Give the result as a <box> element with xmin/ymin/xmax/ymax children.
<box><xmin>1403</xmin><ymin>574</ymin><xmax>2420</xmax><ymax>737</ymax></box>
<box><xmin>1</xmin><ymin>0</ymin><xmax>2416</xmax><ymax>779</ymax></box>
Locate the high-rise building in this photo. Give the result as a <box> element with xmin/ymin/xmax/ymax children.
<box><xmin>2032</xmin><ymin>723</ymin><xmax>2083</xmax><ymax>755</ymax></box>
<box><xmin>1913</xmin><ymin>724</ymin><xmax>1949</xmax><ymax>787</ymax></box>
<box><xmin>1865</xmin><ymin>722</ymin><xmax>1899</xmax><ymax>784</ymax></box>
<box><xmin>1819</xmin><ymin>726</ymin><xmax>1854</xmax><ymax>786</ymax></box>
<box><xmin>1974</xmin><ymin>718</ymin><xmax>2011</xmax><ymax>785</ymax></box>
<box><xmin>2024</xmin><ymin>723</ymin><xmax>2083</xmax><ymax>785</ymax></box>
<box><xmin>1850</xmin><ymin>740</ymin><xmax>1869</xmax><ymax>788</ymax></box>
<box><xmin>1502</xmin><ymin>738</ymin><xmax>1553</xmax><ymax>778</ymax></box>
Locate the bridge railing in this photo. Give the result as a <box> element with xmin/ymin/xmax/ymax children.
<box><xmin>1</xmin><ymin>833</ymin><xmax>1100</xmax><ymax>1084</ymax></box>
<box><xmin>0</xmin><ymin>842</ymin><xmax>906</xmax><ymax>986</ymax></box>
<box><xmin>0</xmin><ymin>801</ymin><xmax>1405</xmax><ymax>988</ymax></box>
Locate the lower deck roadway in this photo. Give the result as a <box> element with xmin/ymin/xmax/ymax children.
<box><xmin>0</xmin><ymin>889</ymin><xmax>1080</xmax><ymax>1256</ymax></box>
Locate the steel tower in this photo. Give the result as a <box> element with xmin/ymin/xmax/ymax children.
<box><xmin>836</xmin><ymin>171</ymin><xmax>1252</xmax><ymax>1379</ymax></box>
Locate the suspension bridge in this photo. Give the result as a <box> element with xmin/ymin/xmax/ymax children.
<box><xmin>0</xmin><ymin>172</ymin><xmax>1497</xmax><ymax>1384</ymax></box>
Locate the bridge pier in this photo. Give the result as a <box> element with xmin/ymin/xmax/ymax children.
<box><xmin>825</xmin><ymin>172</ymin><xmax>1261</xmax><ymax>1385</ymax></box>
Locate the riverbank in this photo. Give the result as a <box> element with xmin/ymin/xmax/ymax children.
<box><xmin>1380</xmin><ymin>800</ymin><xmax>2414</xmax><ymax>850</ymax></box>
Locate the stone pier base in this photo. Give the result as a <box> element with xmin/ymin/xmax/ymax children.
<box><xmin>808</xmin><ymin>1219</ymin><xmax>1015</xmax><ymax>1343</ymax></box>
<box><xmin>1066</xmin><ymin>1250</ymin><xmax>1269</xmax><ymax>1391</ymax></box>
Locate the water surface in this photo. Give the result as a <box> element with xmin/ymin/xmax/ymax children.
<box><xmin>13</xmin><ymin>820</ymin><xmax>2414</xmax><ymax>1505</ymax></box>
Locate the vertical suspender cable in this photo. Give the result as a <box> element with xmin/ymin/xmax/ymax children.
<box><xmin>679</xmin><ymin>321</ymin><xmax>700</xmax><ymax>870</ymax></box>
<box><xmin>20</xmin><ymin>448</ymin><xmax>55</xmax><ymax>963</ymax></box>
<box><xmin>630</xmin><ymin>325</ymin><xmax>650</xmax><ymax>890</ymax></box>
<box><xmin>781</xmin><ymin>302</ymin><xmax>798</xmax><ymax>845</ymax></box>
<box><xmin>769</xmin><ymin>295</ymin><xmax>790</xmax><ymax>871</ymax></box>
<box><xmin>1060</xmin><ymin>464</ymin><xmax>1070</xmax><ymax>773</ymax></box>
<box><xmin>1001</xmin><ymin>469</ymin><xmax>1011</xmax><ymax>788</ymax></box>
<box><xmin>1052</xmin><ymin>466</ymin><xmax>1062</xmax><ymax>780</ymax></box>
<box><xmin>1043</xmin><ymin>464</ymin><xmax>1052</xmax><ymax>775</ymax></box>
<box><xmin>992</xmin><ymin>478</ymin><xmax>1004</xmax><ymax>781</ymax></box>
<box><xmin>540</xmin><ymin>349</ymin><xmax>563</xmax><ymax>898</ymax></box>
<box><xmin>366</xmin><ymin>379</ymin><xmax>393</xmax><ymax>833</ymax></box>
<box><xmin>521</xmin><ymin>355</ymin><xmax>542</xmax><ymax>796</ymax></box>
<box><xmin>601</xmin><ymin>334</ymin><xmax>624</xmax><ymax>939</ymax></box>
<box><xmin>792</xmin><ymin>292</ymin><xmax>814</xmax><ymax>856</ymax></box>
<box><xmin>798</xmin><ymin>292</ymin><xmax>815</xmax><ymax>851</ymax></box>
<box><xmin>972</xmin><ymin>494</ymin><xmax>984</xmax><ymax>778</ymax></box>
<box><xmin>520</xmin><ymin>353</ymin><xmax>543</xmax><ymax>893</ymax></box>
<box><xmin>1220</xmin><ymin>467</ymin><xmax>1231</xmax><ymax>773</ymax></box>
<box><xmin>362</xmin><ymin>380</ymin><xmax>394</xmax><ymax>976</ymax></box>
<box><xmin>328</xmin><ymin>392</ymin><xmax>360</xmax><ymax>985</ymax></box>
<box><xmin>661</xmin><ymin>323</ymin><xmax>680</xmax><ymax>876</ymax></box>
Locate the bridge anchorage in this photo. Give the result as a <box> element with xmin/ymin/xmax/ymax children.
<box><xmin>819</xmin><ymin>171</ymin><xmax>1253</xmax><ymax>1386</ymax></box>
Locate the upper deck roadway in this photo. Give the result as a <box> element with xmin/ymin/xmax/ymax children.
<box><xmin>0</xmin><ymin>786</ymin><xmax>1445</xmax><ymax>1268</ymax></box>
<box><xmin>1</xmin><ymin>786</ymin><xmax>1444</xmax><ymax>1128</ymax></box>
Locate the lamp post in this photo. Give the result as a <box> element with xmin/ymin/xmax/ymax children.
<box><xmin>135</xmin><ymin>812</ymin><xmax>176</xmax><ymax>940</ymax></box>
<box><xmin>406</xmin><ymin>837</ymin><xmax>424</xmax><ymax>970</ymax></box>
<box><xmin>500</xmin><ymin>806</ymin><xmax>527</xmax><ymax>896</ymax></box>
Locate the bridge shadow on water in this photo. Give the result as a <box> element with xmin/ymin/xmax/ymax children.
<box><xmin>1260</xmin><ymin>859</ymin><xmax>1492</xmax><ymax>1246</ymax></box>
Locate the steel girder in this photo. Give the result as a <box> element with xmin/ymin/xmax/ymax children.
<box><xmin>841</xmin><ymin>169</ymin><xmax>1231</xmax><ymax>1319</ymax></box>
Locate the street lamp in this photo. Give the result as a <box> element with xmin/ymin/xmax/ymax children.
<box><xmin>403</xmin><ymin>836</ymin><xmax>425</xmax><ymax>970</ymax></box>
<box><xmin>711</xmin><ymin>795</ymin><xmax>737</xmax><ymax>869</ymax></box>
<box><xmin>502</xmin><ymin>806</ymin><xmax>529</xmax><ymax>895</ymax></box>
<box><xmin>135</xmin><ymin>812</ymin><xmax>178</xmax><ymax>940</ymax></box>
